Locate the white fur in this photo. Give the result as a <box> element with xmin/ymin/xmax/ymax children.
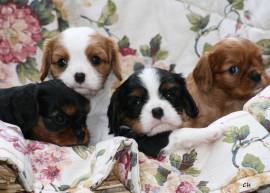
<box><xmin>138</xmin><ymin>68</ymin><xmax>182</xmax><ymax>136</ymax></box>
<box><xmin>59</xmin><ymin>27</ymin><xmax>103</xmax><ymax>96</ymax></box>
<box><xmin>162</xmin><ymin>125</ymin><xmax>226</xmax><ymax>153</ymax></box>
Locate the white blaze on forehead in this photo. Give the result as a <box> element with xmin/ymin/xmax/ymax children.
<box><xmin>138</xmin><ymin>68</ymin><xmax>160</xmax><ymax>99</ymax></box>
<box><xmin>58</xmin><ymin>27</ymin><xmax>103</xmax><ymax>96</ymax></box>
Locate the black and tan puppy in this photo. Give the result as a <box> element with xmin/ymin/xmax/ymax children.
<box><xmin>0</xmin><ymin>80</ymin><xmax>90</xmax><ymax>146</ymax></box>
<box><xmin>107</xmin><ymin>67</ymin><xmax>198</xmax><ymax>157</ymax></box>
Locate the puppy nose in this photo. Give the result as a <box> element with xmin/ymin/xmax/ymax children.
<box><xmin>152</xmin><ymin>107</ymin><xmax>164</xmax><ymax>119</ymax></box>
<box><xmin>76</xmin><ymin>129</ymin><xmax>85</xmax><ymax>141</ymax></box>
<box><xmin>250</xmin><ymin>73</ymin><xmax>261</xmax><ymax>83</ymax></box>
<box><xmin>74</xmin><ymin>72</ymin><xmax>85</xmax><ymax>84</ymax></box>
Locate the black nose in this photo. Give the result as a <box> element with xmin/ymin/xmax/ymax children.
<box><xmin>250</xmin><ymin>73</ymin><xmax>261</xmax><ymax>83</ymax></box>
<box><xmin>152</xmin><ymin>107</ymin><xmax>164</xmax><ymax>119</ymax></box>
<box><xmin>74</xmin><ymin>72</ymin><xmax>85</xmax><ymax>84</ymax></box>
<box><xmin>76</xmin><ymin>130</ymin><xmax>85</xmax><ymax>141</ymax></box>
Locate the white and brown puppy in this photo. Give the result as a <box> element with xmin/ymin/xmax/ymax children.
<box><xmin>40</xmin><ymin>27</ymin><xmax>122</xmax><ymax>144</ymax></box>
<box><xmin>107</xmin><ymin>67</ymin><xmax>199</xmax><ymax>157</ymax></box>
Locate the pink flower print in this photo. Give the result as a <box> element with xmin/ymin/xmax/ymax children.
<box><xmin>119</xmin><ymin>47</ymin><xmax>137</xmax><ymax>56</ymax></box>
<box><xmin>176</xmin><ymin>181</ymin><xmax>196</xmax><ymax>193</ymax></box>
<box><xmin>26</xmin><ymin>141</ymin><xmax>45</xmax><ymax>154</ymax></box>
<box><xmin>0</xmin><ymin>3</ymin><xmax>41</xmax><ymax>64</ymax></box>
<box><xmin>41</xmin><ymin>166</ymin><xmax>61</xmax><ymax>182</ymax></box>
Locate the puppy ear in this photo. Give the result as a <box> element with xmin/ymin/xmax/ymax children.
<box><xmin>11</xmin><ymin>84</ymin><xmax>39</xmax><ymax>136</ymax></box>
<box><xmin>193</xmin><ymin>53</ymin><xmax>213</xmax><ymax>92</ymax></box>
<box><xmin>107</xmin><ymin>88</ymin><xmax>122</xmax><ymax>135</ymax></box>
<box><xmin>175</xmin><ymin>74</ymin><xmax>199</xmax><ymax>118</ymax></box>
<box><xmin>182</xmin><ymin>86</ymin><xmax>199</xmax><ymax>118</ymax></box>
<box><xmin>40</xmin><ymin>37</ymin><xmax>56</xmax><ymax>81</ymax></box>
<box><xmin>107</xmin><ymin>38</ymin><xmax>122</xmax><ymax>81</ymax></box>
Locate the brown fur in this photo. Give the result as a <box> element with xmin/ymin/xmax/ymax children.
<box><xmin>32</xmin><ymin>117</ymin><xmax>89</xmax><ymax>146</ymax></box>
<box><xmin>184</xmin><ymin>38</ymin><xmax>270</xmax><ymax>128</ymax></box>
<box><xmin>62</xmin><ymin>104</ymin><xmax>76</xmax><ymax>115</ymax></box>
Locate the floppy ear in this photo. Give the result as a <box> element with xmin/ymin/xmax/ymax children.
<box><xmin>107</xmin><ymin>38</ymin><xmax>122</xmax><ymax>81</ymax></box>
<box><xmin>107</xmin><ymin>88</ymin><xmax>122</xmax><ymax>135</ymax></box>
<box><xmin>40</xmin><ymin>37</ymin><xmax>56</xmax><ymax>81</ymax></box>
<box><xmin>182</xmin><ymin>86</ymin><xmax>199</xmax><ymax>118</ymax></box>
<box><xmin>175</xmin><ymin>74</ymin><xmax>199</xmax><ymax>118</ymax></box>
<box><xmin>11</xmin><ymin>84</ymin><xmax>39</xmax><ymax>136</ymax></box>
<box><xmin>193</xmin><ymin>53</ymin><xmax>213</xmax><ymax>92</ymax></box>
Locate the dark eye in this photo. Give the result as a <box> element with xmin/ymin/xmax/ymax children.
<box><xmin>228</xmin><ymin>66</ymin><xmax>240</xmax><ymax>75</ymax></box>
<box><xmin>57</xmin><ymin>58</ymin><xmax>68</xmax><ymax>68</ymax></box>
<box><xmin>129</xmin><ymin>97</ymin><xmax>142</xmax><ymax>107</ymax></box>
<box><xmin>90</xmin><ymin>55</ymin><xmax>101</xmax><ymax>65</ymax></box>
<box><xmin>164</xmin><ymin>89</ymin><xmax>177</xmax><ymax>100</ymax></box>
<box><xmin>53</xmin><ymin>113</ymin><xmax>66</xmax><ymax>125</ymax></box>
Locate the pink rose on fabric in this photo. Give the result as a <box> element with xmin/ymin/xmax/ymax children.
<box><xmin>0</xmin><ymin>3</ymin><xmax>41</xmax><ymax>64</ymax></box>
<box><xmin>26</xmin><ymin>141</ymin><xmax>45</xmax><ymax>153</ymax></box>
<box><xmin>119</xmin><ymin>47</ymin><xmax>137</xmax><ymax>56</ymax></box>
<box><xmin>117</xmin><ymin>150</ymin><xmax>132</xmax><ymax>180</ymax></box>
<box><xmin>176</xmin><ymin>181</ymin><xmax>195</xmax><ymax>193</ymax></box>
<box><xmin>41</xmin><ymin>166</ymin><xmax>61</xmax><ymax>182</ymax></box>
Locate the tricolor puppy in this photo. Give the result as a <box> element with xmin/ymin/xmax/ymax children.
<box><xmin>40</xmin><ymin>27</ymin><xmax>122</xmax><ymax>144</ymax></box>
<box><xmin>0</xmin><ymin>80</ymin><xmax>90</xmax><ymax>146</ymax></box>
<box><xmin>184</xmin><ymin>37</ymin><xmax>270</xmax><ymax>128</ymax></box>
<box><xmin>107</xmin><ymin>67</ymin><xmax>199</xmax><ymax>157</ymax></box>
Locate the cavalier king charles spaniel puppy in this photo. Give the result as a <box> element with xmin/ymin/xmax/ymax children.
<box><xmin>40</xmin><ymin>27</ymin><xmax>122</xmax><ymax>144</ymax></box>
<box><xmin>107</xmin><ymin>67</ymin><xmax>199</xmax><ymax>157</ymax></box>
<box><xmin>0</xmin><ymin>80</ymin><xmax>90</xmax><ymax>146</ymax></box>
<box><xmin>184</xmin><ymin>37</ymin><xmax>270</xmax><ymax>128</ymax></box>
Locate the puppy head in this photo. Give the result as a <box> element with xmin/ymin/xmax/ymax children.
<box><xmin>193</xmin><ymin>37</ymin><xmax>270</xmax><ymax>99</ymax></box>
<box><xmin>40</xmin><ymin>27</ymin><xmax>122</xmax><ymax>96</ymax></box>
<box><xmin>12</xmin><ymin>80</ymin><xmax>90</xmax><ymax>146</ymax></box>
<box><xmin>108</xmin><ymin>68</ymin><xmax>198</xmax><ymax>137</ymax></box>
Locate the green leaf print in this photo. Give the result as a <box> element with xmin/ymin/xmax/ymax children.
<box><xmin>155</xmin><ymin>166</ymin><xmax>171</xmax><ymax>186</ymax></box>
<box><xmin>232</xmin><ymin>0</ymin><xmax>244</xmax><ymax>10</ymax></box>
<box><xmin>16</xmin><ymin>57</ymin><xmax>40</xmax><ymax>84</ymax></box>
<box><xmin>242</xmin><ymin>153</ymin><xmax>265</xmax><ymax>173</ymax></box>
<box><xmin>180</xmin><ymin>149</ymin><xmax>197</xmax><ymax>170</ymax></box>
<box><xmin>150</xmin><ymin>34</ymin><xmax>161</xmax><ymax>56</ymax></box>
<box><xmin>223</xmin><ymin>126</ymin><xmax>239</xmax><ymax>143</ymax></box>
<box><xmin>118</xmin><ymin>36</ymin><xmax>130</xmax><ymax>48</ymax></box>
<box><xmin>238</xmin><ymin>125</ymin><xmax>250</xmax><ymax>140</ymax></box>
<box><xmin>96</xmin><ymin>149</ymin><xmax>106</xmax><ymax>157</ymax></box>
<box><xmin>186</xmin><ymin>13</ymin><xmax>210</xmax><ymax>32</ymax></box>
<box><xmin>184</xmin><ymin>167</ymin><xmax>201</xmax><ymax>177</ymax></box>
<box><xmin>155</xmin><ymin>50</ymin><xmax>169</xmax><ymax>61</ymax></box>
<box><xmin>257</xmin><ymin>39</ymin><xmax>270</xmax><ymax>55</ymax></box>
<box><xmin>140</xmin><ymin>45</ymin><xmax>151</xmax><ymax>57</ymax></box>
<box><xmin>98</xmin><ymin>0</ymin><xmax>118</xmax><ymax>27</ymax></box>
<box><xmin>58</xmin><ymin>185</ymin><xmax>70</xmax><ymax>191</ymax></box>
<box><xmin>203</xmin><ymin>43</ymin><xmax>213</xmax><ymax>53</ymax></box>
<box><xmin>169</xmin><ymin>153</ymin><xmax>182</xmax><ymax>169</ymax></box>
<box><xmin>30</xmin><ymin>0</ymin><xmax>55</xmax><ymax>25</ymax></box>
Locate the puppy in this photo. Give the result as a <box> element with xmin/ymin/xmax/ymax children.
<box><xmin>107</xmin><ymin>67</ymin><xmax>198</xmax><ymax>157</ymax></box>
<box><xmin>40</xmin><ymin>27</ymin><xmax>122</xmax><ymax>144</ymax></box>
<box><xmin>184</xmin><ymin>37</ymin><xmax>270</xmax><ymax>128</ymax></box>
<box><xmin>0</xmin><ymin>80</ymin><xmax>90</xmax><ymax>146</ymax></box>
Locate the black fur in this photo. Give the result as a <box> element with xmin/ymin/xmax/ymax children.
<box><xmin>107</xmin><ymin>68</ymin><xmax>198</xmax><ymax>157</ymax></box>
<box><xmin>0</xmin><ymin>80</ymin><xmax>89</xmax><ymax>143</ymax></box>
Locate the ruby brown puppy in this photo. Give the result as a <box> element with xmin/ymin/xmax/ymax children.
<box><xmin>184</xmin><ymin>37</ymin><xmax>270</xmax><ymax>128</ymax></box>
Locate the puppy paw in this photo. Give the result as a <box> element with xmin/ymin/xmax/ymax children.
<box><xmin>203</xmin><ymin>126</ymin><xmax>225</xmax><ymax>144</ymax></box>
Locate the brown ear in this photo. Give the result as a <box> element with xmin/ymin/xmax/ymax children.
<box><xmin>192</xmin><ymin>53</ymin><xmax>213</xmax><ymax>92</ymax></box>
<box><xmin>40</xmin><ymin>37</ymin><xmax>56</xmax><ymax>81</ymax></box>
<box><xmin>107</xmin><ymin>38</ymin><xmax>122</xmax><ymax>81</ymax></box>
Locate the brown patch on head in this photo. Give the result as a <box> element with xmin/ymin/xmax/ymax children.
<box><xmin>62</xmin><ymin>104</ymin><xmax>76</xmax><ymax>115</ymax></box>
<box><xmin>31</xmin><ymin>117</ymin><xmax>89</xmax><ymax>146</ymax></box>
<box><xmin>86</xmin><ymin>33</ymin><xmax>122</xmax><ymax>83</ymax></box>
<box><xmin>193</xmin><ymin>37</ymin><xmax>270</xmax><ymax>99</ymax></box>
<box><xmin>130</xmin><ymin>87</ymin><xmax>145</xmax><ymax>97</ymax></box>
<box><xmin>160</xmin><ymin>82</ymin><xmax>178</xmax><ymax>90</ymax></box>
<box><xmin>40</xmin><ymin>35</ymin><xmax>69</xmax><ymax>81</ymax></box>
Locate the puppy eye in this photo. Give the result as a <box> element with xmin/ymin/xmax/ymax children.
<box><xmin>228</xmin><ymin>66</ymin><xmax>240</xmax><ymax>75</ymax></box>
<box><xmin>57</xmin><ymin>58</ymin><xmax>68</xmax><ymax>68</ymax></box>
<box><xmin>164</xmin><ymin>89</ymin><xmax>177</xmax><ymax>100</ymax></box>
<box><xmin>129</xmin><ymin>97</ymin><xmax>142</xmax><ymax>107</ymax></box>
<box><xmin>54</xmin><ymin>113</ymin><xmax>67</xmax><ymax>125</ymax></box>
<box><xmin>90</xmin><ymin>55</ymin><xmax>101</xmax><ymax>65</ymax></box>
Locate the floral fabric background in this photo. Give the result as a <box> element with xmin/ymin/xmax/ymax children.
<box><xmin>1</xmin><ymin>0</ymin><xmax>270</xmax><ymax>193</ymax></box>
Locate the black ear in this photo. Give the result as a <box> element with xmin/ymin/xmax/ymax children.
<box><xmin>107</xmin><ymin>88</ymin><xmax>122</xmax><ymax>135</ymax></box>
<box><xmin>11</xmin><ymin>84</ymin><xmax>39</xmax><ymax>136</ymax></box>
<box><xmin>175</xmin><ymin>73</ymin><xmax>199</xmax><ymax>118</ymax></box>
